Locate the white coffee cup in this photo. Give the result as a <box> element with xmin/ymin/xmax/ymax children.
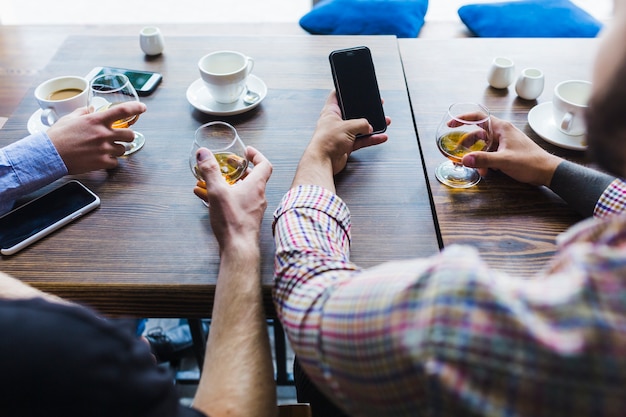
<box><xmin>515</xmin><ymin>68</ymin><xmax>544</xmax><ymax>101</ymax></box>
<box><xmin>140</xmin><ymin>26</ymin><xmax>165</xmax><ymax>56</ymax></box>
<box><xmin>198</xmin><ymin>51</ymin><xmax>254</xmax><ymax>104</ymax></box>
<box><xmin>552</xmin><ymin>80</ymin><xmax>592</xmax><ymax>136</ymax></box>
<box><xmin>487</xmin><ymin>57</ymin><xmax>515</xmax><ymax>89</ymax></box>
<box><xmin>34</xmin><ymin>76</ymin><xmax>89</xmax><ymax>126</ymax></box>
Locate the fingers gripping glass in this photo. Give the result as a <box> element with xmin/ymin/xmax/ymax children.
<box><xmin>89</xmin><ymin>73</ymin><xmax>145</xmax><ymax>155</ymax></box>
<box><xmin>189</xmin><ymin>121</ymin><xmax>249</xmax><ymax>206</ymax></box>
<box><xmin>435</xmin><ymin>102</ymin><xmax>493</xmax><ymax>188</ymax></box>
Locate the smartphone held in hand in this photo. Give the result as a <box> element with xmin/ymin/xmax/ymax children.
<box><xmin>329</xmin><ymin>46</ymin><xmax>387</xmax><ymax>135</ymax></box>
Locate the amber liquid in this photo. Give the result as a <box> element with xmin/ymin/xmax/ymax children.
<box><xmin>437</xmin><ymin>131</ymin><xmax>488</xmax><ymax>163</ymax></box>
<box><xmin>194</xmin><ymin>152</ymin><xmax>248</xmax><ymax>185</ymax></box>
<box><xmin>97</xmin><ymin>102</ymin><xmax>139</xmax><ymax>128</ymax></box>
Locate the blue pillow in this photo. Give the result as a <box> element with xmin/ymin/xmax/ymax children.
<box><xmin>299</xmin><ymin>0</ymin><xmax>429</xmax><ymax>38</ymax></box>
<box><xmin>458</xmin><ymin>0</ymin><xmax>603</xmax><ymax>38</ymax></box>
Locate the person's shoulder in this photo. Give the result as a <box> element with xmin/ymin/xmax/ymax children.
<box><xmin>0</xmin><ymin>297</ymin><xmax>112</xmax><ymax>344</ymax></box>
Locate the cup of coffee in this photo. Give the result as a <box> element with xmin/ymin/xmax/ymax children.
<box><xmin>198</xmin><ymin>51</ymin><xmax>254</xmax><ymax>104</ymax></box>
<box><xmin>552</xmin><ymin>80</ymin><xmax>592</xmax><ymax>136</ymax></box>
<box><xmin>34</xmin><ymin>76</ymin><xmax>89</xmax><ymax>126</ymax></box>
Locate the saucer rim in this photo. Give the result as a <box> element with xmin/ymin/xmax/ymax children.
<box><xmin>27</xmin><ymin>109</ymin><xmax>50</xmax><ymax>135</ymax></box>
<box><xmin>527</xmin><ymin>101</ymin><xmax>587</xmax><ymax>151</ymax></box>
<box><xmin>186</xmin><ymin>74</ymin><xmax>267</xmax><ymax>116</ymax></box>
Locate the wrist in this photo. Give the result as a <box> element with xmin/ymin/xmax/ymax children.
<box><xmin>291</xmin><ymin>146</ymin><xmax>336</xmax><ymax>191</ymax></box>
<box><xmin>542</xmin><ymin>154</ymin><xmax>565</xmax><ymax>187</ymax></box>
<box><xmin>219</xmin><ymin>234</ymin><xmax>260</xmax><ymax>257</ymax></box>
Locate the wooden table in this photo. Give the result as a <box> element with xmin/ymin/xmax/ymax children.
<box><xmin>399</xmin><ymin>38</ymin><xmax>599</xmax><ymax>276</ymax></box>
<box><xmin>0</xmin><ymin>28</ymin><xmax>439</xmax><ymax>317</ymax></box>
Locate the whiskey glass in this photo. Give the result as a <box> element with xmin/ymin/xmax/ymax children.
<box><xmin>89</xmin><ymin>73</ymin><xmax>145</xmax><ymax>155</ymax></box>
<box><xmin>189</xmin><ymin>121</ymin><xmax>249</xmax><ymax>206</ymax></box>
<box><xmin>435</xmin><ymin>102</ymin><xmax>492</xmax><ymax>188</ymax></box>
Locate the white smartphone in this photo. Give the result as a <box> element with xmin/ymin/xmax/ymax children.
<box><xmin>85</xmin><ymin>66</ymin><xmax>162</xmax><ymax>96</ymax></box>
<box><xmin>0</xmin><ymin>181</ymin><xmax>100</xmax><ymax>256</ymax></box>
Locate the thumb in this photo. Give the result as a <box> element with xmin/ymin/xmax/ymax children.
<box><xmin>195</xmin><ymin>148</ymin><xmax>222</xmax><ymax>189</ymax></box>
<box><xmin>347</xmin><ymin>118</ymin><xmax>373</xmax><ymax>139</ymax></box>
<box><xmin>462</xmin><ymin>151</ymin><xmax>500</xmax><ymax>170</ymax></box>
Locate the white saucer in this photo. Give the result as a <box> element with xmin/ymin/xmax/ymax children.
<box><xmin>186</xmin><ymin>75</ymin><xmax>267</xmax><ymax>116</ymax></box>
<box><xmin>528</xmin><ymin>102</ymin><xmax>587</xmax><ymax>151</ymax></box>
<box><xmin>27</xmin><ymin>109</ymin><xmax>50</xmax><ymax>135</ymax></box>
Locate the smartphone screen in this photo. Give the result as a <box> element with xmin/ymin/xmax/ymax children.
<box><xmin>0</xmin><ymin>181</ymin><xmax>100</xmax><ymax>255</ymax></box>
<box><xmin>86</xmin><ymin>66</ymin><xmax>162</xmax><ymax>96</ymax></box>
<box><xmin>329</xmin><ymin>46</ymin><xmax>387</xmax><ymax>135</ymax></box>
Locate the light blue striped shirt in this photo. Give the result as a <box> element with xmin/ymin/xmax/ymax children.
<box><xmin>0</xmin><ymin>132</ymin><xmax>67</xmax><ymax>214</ymax></box>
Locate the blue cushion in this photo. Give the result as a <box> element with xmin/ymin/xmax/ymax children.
<box><xmin>458</xmin><ymin>0</ymin><xmax>603</xmax><ymax>38</ymax></box>
<box><xmin>299</xmin><ymin>0</ymin><xmax>429</xmax><ymax>38</ymax></box>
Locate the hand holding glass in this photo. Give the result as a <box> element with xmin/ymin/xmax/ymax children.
<box><xmin>89</xmin><ymin>73</ymin><xmax>145</xmax><ymax>155</ymax></box>
<box><xmin>435</xmin><ymin>102</ymin><xmax>492</xmax><ymax>188</ymax></box>
<box><xmin>189</xmin><ymin>122</ymin><xmax>249</xmax><ymax>205</ymax></box>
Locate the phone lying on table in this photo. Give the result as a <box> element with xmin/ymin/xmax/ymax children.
<box><xmin>0</xmin><ymin>181</ymin><xmax>100</xmax><ymax>256</ymax></box>
<box><xmin>329</xmin><ymin>46</ymin><xmax>387</xmax><ymax>135</ymax></box>
<box><xmin>85</xmin><ymin>66</ymin><xmax>163</xmax><ymax>96</ymax></box>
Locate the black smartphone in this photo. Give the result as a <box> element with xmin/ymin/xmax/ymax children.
<box><xmin>329</xmin><ymin>46</ymin><xmax>387</xmax><ymax>135</ymax></box>
<box><xmin>85</xmin><ymin>66</ymin><xmax>163</xmax><ymax>96</ymax></box>
<box><xmin>0</xmin><ymin>181</ymin><xmax>100</xmax><ymax>256</ymax></box>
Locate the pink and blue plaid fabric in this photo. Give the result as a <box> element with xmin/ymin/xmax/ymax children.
<box><xmin>595</xmin><ymin>179</ymin><xmax>626</xmax><ymax>218</ymax></box>
<box><xmin>273</xmin><ymin>182</ymin><xmax>626</xmax><ymax>417</ymax></box>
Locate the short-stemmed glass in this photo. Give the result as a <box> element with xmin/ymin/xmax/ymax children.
<box><xmin>189</xmin><ymin>121</ymin><xmax>249</xmax><ymax>206</ymax></box>
<box><xmin>435</xmin><ymin>102</ymin><xmax>492</xmax><ymax>188</ymax></box>
<box><xmin>89</xmin><ymin>73</ymin><xmax>145</xmax><ymax>155</ymax></box>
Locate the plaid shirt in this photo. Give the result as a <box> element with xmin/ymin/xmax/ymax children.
<box><xmin>273</xmin><ymin>179</ymin><xmax>626</xmax><ymax>417</ymax></box>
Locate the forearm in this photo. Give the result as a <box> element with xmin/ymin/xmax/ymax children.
<box><xmin>193</xmin><ymin>246</ymin><xmax>276</xmax><ymax>417</ymax></box>
<box><xmin>549</xmin><ymin>160</ymin><xmax>616</xmax><ymax>217</ymax></box>
<box><xmin>0</xmin><ymin>132</ymin><xmax>67</xmax><ymax>214</ymax></box>
<box><xmin>291</xmin><ymin>146</ymin><xmax>336</xmax><ymax>192</ymax></box>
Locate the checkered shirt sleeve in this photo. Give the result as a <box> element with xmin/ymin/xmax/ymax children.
<box><xmin>273</xmin><ymin>185</ymin><xmax>626</xmax><ymax>417</ymax></box>
<box><xmin>594</xmin><ymin>178</ymin><xmax>626</xmax><ymax>218</ymax></box>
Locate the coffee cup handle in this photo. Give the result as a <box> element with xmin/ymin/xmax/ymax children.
<box><xmin>40</xmin><ymin>108</ymin><xmax>59</xmax><ymax>127</ymax></box>
<box><xmin>246</xmin><ymin>57</ymin><xmax>255</xmax><ymax>76</ymax></box>
<box><xmin>560</xmin><ymin>112</ymin><xmax>574</xmax><ymax>132</ymax></box>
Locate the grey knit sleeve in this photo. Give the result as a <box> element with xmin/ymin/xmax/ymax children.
<box><xmin>548</xmin><ymin>160</ymin><xmax>616</xmax><ymax>217</ymax></box>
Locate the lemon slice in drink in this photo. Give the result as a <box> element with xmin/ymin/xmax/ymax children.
<box><xmin>468</xmin><ymin>139</ymin><xmax>487</xmax><ymax>152</ymax></box>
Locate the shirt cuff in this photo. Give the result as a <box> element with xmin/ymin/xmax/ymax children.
<box><xmin>3</xmin><ymin>131</ymin><xmax>68</xmax><ymax>185</ymax></box>
<box><xmin>273</xmin><ymin>185</ymin><xmax>351</xmax><ymax>237</ymax></box>
<box><xmin>0</xmin><ymin>132</ymin><xmax>68</xmax><ymax>214</ymax></box>
<box><xmin>549</xmin><ymin>160</ymin><xmax>615</xmax><ymax>218</ymax></box>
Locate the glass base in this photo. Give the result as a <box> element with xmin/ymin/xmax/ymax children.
<box><xmin>123</xmin><ymin>131</ymin><xmax>145</xmax><ymax>155</ymax></box>
<box><xmin>435</xmin><ymin>160</ymin><xmax>481</xmax><ymax>188</ymax></box>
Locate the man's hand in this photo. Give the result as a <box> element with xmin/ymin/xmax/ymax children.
<box><xmin>291</xmin><ymin>91</ymin><xmax>391</xmax><ymax>192</ymax></box>
<box><xmin>47</xmin><ymin>101</ymin><xmax>147</xmax><ymax>173</ymax></box>
<box><xmin>194</xmin><ymin>145</ymin><xmax>273</xmax><ymax>252</ymax></box>
<box><xmin>462</xmin><ymin>115</ymin><xmax>562</xmax><ymax>187</ymax></box>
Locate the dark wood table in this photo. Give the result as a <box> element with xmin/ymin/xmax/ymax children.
<box><xmin>399</xmin><ymin>38</ymin><xmax>599</xmax><ymax>276</ymax></box>
<box><xmin>0</xmin><ymin>28</ymin><xmax>439</xmax><ymax>317</ymax></box>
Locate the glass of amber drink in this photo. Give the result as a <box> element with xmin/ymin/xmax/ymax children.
<box><xmin>435</xmin><ymin>102</ymin><xmax>492</xmax><ymax>188</ymax></box>
<box><xmin>89</xmin><ymin>73</ymin><xmax>145</xmax><ymax>155</ymax></box>
<box><xmin>189</xmin><ymin>121</ymin><xmax>249</xmax><ymax>205</ymax></box>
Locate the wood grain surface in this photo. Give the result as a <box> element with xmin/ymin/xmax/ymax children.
<box><xmin>0</xmin><ymin>30</ymin><xmax>438</xmax><ymax>317</ymax></box>
<box><xmin>399</xmin><ymin>38</ymin><xmax>600</xmax><ymax>275</ymax></box>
